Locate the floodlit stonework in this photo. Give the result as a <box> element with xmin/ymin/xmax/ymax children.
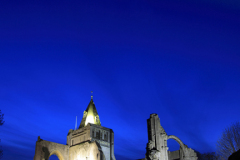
<box><xmin>145</xmin><ymin>114</ymin><xmax>198</xmax><ymax>160</ymax></box>
<box><xmin>33</xmin><ymin>96</ymin><xmax>116</xmax><ymax>160</ymax></box>
<box><xmin>33</xmin><ymin>96</ymin><xmax>197</xmax><ymax>160</ymax></box>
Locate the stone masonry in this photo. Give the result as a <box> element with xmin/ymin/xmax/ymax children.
<box><xmin>33</xmin><ymin>96</ymin><xmax>116</xmax><ymax>160</ymax></box>
<box><xmin>145</xmin><ymin>114</ymin><xmax>198</xmax><ymax>160</ymax></box>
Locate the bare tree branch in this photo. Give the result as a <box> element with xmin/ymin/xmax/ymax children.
<box><xmin>216</xmin><ymin>122</ymin><xmax>240</xmax><ymax>160</ymax></box>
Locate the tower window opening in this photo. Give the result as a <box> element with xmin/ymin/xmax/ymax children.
<box><xmin>95</xmin><ymin>116</ymin><xmax>98</xmax><ymax>123</ymax></box>
<box><xmin>96</xmin><ymin>130</ymin><xmax>100</xmax><ymax>139</ymax></box>
<box><xmin>106</xmin><ymin>132</ymin><xmax>108</xmax><ymax>141</ymax></box>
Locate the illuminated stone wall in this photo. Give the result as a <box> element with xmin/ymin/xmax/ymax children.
<box><xmin>67</xmin><ymin>123</ymin><xmax>115</xmax><ymax>160</ymax></box>
<box><xmin>34</xmin><ymin>123</ymin><xmax>116</xmax><ymax>160</ymax></box>
<box><xmin>69</xmin><ymin>141</ymin><xmax>103</xmax><ymax>160</ymax></box>
<box><xmin>145</xmin><ymin>114</ymin><xmax>198</xmax><ymax>160</ymax></box>
<box><xmin>33</xmin><ymin>98</ymin><xmax>116</xmax><ymax>160</ymax></box>
<box><xmin>67</xmin><ymin>125</ymin><xmax>91</xmax><ymax>146</ymax></box>
<box><xmin>33</xmin><ymin>137</ymin><xmax>69</xmax><ymax>160</ymax></box>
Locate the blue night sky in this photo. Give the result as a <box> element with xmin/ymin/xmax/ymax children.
<box><xmin>1</xmin><ymin>0</ymin><xmax>240</xmax><ymax>159</ymax></box>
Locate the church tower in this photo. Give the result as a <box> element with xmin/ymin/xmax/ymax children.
<box><xmin>67</xmin><ymin>96</ymin><xmax>116</xmax><ymax>160</ymax></box>
<box><xmin>33</xmin><ymin>95</ymin><xmax>116</xmax><ymax>160</ymax></box>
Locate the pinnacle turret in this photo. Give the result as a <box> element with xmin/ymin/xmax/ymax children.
<box><xmin>79</xmin><ymin>96</ymin><xmax>101</xmax><ymax>128</ymax></box>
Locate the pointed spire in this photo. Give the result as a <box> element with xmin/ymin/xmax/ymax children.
<box><xmin>79</xmin><ymin>93</ymin><xmax>101</xmax><ymax>128</ymax></box>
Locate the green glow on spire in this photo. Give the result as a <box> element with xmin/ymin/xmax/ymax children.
<box><xmin>79</xmin><ymin>96</ymin><xmax>101</xmax><ymax>128</ymax></box>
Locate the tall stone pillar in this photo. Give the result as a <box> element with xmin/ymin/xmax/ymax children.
<box><xmin>146</xmin><ymin>114</ymin><xmax>168</xmax><ymax>160</ymax></box>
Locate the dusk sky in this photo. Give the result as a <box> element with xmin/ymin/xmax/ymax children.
<box><xmin>1</xmin><ymin>0</ymin><xmax>240</xmax><ymax>159</ymax></box>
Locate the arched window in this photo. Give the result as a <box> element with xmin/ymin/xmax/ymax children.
<box><xmin>100</xmin><ymin>131</ymin><xmax>102</xmax><ymax>140</ymax></box>
<box><xmin>106</xmin><ymin>132</ymin><xmax>108</xmax><ymax>141</ymax></box>
<box><xmin>92</xmin><ymin>130</ymin><xmax>94</xmax><ymax>137</ymax></box>
<box><xmin>96</xmin><ymin>130</ymin><xmax>100</xmax><ymax>139</ymax></box>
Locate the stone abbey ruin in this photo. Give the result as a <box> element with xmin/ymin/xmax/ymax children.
<box><xmin>143</xmin><ymin>114</ymin><xmax>197</xmax><ymax>160</ymax></box>
<box><xmin>33</xmin><ymin>96</ymin><xmax>198</xmax><ymax>160</ymax></box>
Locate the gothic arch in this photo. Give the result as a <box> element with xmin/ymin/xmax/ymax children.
<box><xmin>33</xmin><ymin>139</ymin><xmax>69</xmax><ymax>160</ymax></box>
<box><xmin>167</xmin><ymin>135</ymin><xmax>186</xmax><ymax>157</ymax></box>
<box><xmin>48</xmin><ymin>150</ymin><xmax>64</xmax><ymax>160</ymax></box>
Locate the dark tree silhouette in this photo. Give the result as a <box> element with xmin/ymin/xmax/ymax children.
<box><xmin>216</xmin><ymin>122</ymin><xmax>240</xmax><ymax>160</ymax></box>
<box><xmin>200</xmin><ymin>152</ymin><xmax>218</xmax><ymax>160</ymax></box>
<box><xmin>0</xmin><ymin>110</ymin><xmax>4</xmax><ymax>159</ymax></box>
<box><xmin>196</xmin><ymin>151</ymin><xmax>218</xmax><ymax>160</ymax></box>
<box><xmin>0</xmin><ymin>110</ymin><xmax>4</xmax><ymax>126</ymax></box>
<box><xmin>228</xmin><ymin>149</ymin><xmax>240</xmax><ymax>160</ymax></box>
